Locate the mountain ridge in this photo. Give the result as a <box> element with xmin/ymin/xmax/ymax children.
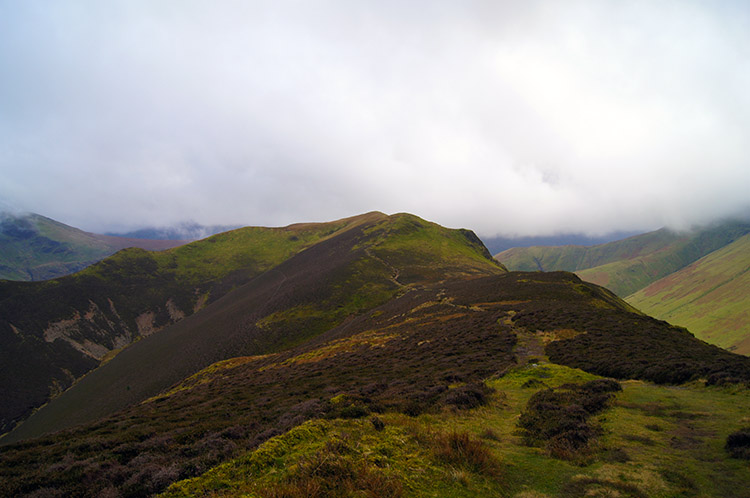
<box><xmin>1</xmin><ymin>212</ymin><xmax>749</xmax><ymax>497</ymax></box>
<box><xmin>0</xmin><ymin>212</ymin><xmax>502</xmax><ymax>439</ymax></box>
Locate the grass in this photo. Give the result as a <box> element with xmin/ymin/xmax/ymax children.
<box><xmin>157</xmin><ymin>361</ymin><xmax>750</xmax><ymax>497</ymax></box>
<box><xmin>4</xmin><ymin>268</ymin><xmax>750</xmax><ymax>496</ymax></box>
<box><xmin>627</xmin><ymin>233</ymin><xmax>750</xmax><ymax>354</ymax></box>
<box><xmin>363</xmin><ymin>213</ymin><xmax>507</xmax><ymax>283</ymax></box>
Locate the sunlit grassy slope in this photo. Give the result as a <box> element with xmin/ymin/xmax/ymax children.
<box><xmin>496</xmin><ymin>221</ymin><xmax>750</xmax><ymax>297</ymax></box>
<box><xmin>159</xmin><ymin>362</ymin><xmax>750</xmax><ymax>498</ymax></box>
<box><xmin>628</xmin><ymin>233</ymin><xmax>750</xmax><ymax>355</ymax></box>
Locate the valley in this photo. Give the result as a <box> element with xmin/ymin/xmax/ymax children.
<box><xmin>496</xmin><ymin>220</ymin><xmax>750</xmax><ymax>355</ymax></box>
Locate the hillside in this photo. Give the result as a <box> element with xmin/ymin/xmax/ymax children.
<box><xmin>1</xmin><ymin>267</ymin><xmax>749</xmax><ymax>497</ymax></box>
<box><xmin>496</xmin><ymin>220</ymin><xmax>750</xmax><ymax>297</ymax></box>
<box><xmin>0</xmin><ymin>212</ymin><xmax>184</xmax><ymax>281</ymax></box>
<box><xmin>628</xmin><ymin>233</ymin><xmax>750</xmax><ymax>355</ymax></box>
<box><xmin>0</xmin><ymin>212</ymin><xmax>503</xmax><ymax>438</ymax></box>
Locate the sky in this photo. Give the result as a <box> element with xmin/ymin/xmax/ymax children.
<box><xmin>1</xmin><ymin>1</ymin><xmax>749</xmax><ymax>237</ymax></box>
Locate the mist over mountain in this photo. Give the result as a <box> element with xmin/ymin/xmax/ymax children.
<box><xmin>3</xmin><ymin>2</ymin><xmax>750</xmax><ymax>237</ymax></box>
<box><xmin>106</xmin><ymin>222</ymin><xmax>240</xmax><ymax>241</ymax></box>
<box><xmin>482</xmin><ymin>231</ymin><xmax>641</xmax><ymax>256</ymax></box>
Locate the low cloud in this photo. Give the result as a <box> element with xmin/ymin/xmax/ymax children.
<box><xmin>1</xmin><ymin>1</ymin><xmax>749</xmax><ymax>236</ymax></box>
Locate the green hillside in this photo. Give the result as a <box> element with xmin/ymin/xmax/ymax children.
<box><xmin>496</xmin><ymin>221</ymin><xmax>750</xmax><ymax>297</ymax></box>
<box><xmin>495</xmin><ymin>228</ymin><xmax>682</xmax><ymax>273</ymax></box>
<box><xmin>0</xmin><ymin>212</ymin><xmax>182</xmax><ymax>281</ymax></box>
<box><xmin>627</xmin><ymin>233</ymin><xmax>750</xmax><ymax>355</ymax></box>
<box><xmin>0</xmin><ymin>212</ymin><xmax>504</xmax><ymax>440</ymax></box>
<box><xmin>2</xmin><ymin>268</ymin><xmax>749</xmax><ymax>497</ymax></box>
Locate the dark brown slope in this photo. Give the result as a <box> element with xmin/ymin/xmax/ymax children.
<box><xmin>3</xmin><ymin>271</ymin><xmax>750</xmax><ymax>497</ymax></box>
<box><xmin>1</xmin><ymin>213</ymin><xmax>503</xmax><ymax>444</ymax></box>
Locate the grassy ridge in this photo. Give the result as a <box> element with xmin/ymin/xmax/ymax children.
<box><xmin>627</xmin><ymin>233</ymin><xmax>750</xmax><ymax>355</ymax></box>
<box><xmin>0</xmin><ymin>213</ymin><xmax>503</xmax><ymax>443</ymax></box>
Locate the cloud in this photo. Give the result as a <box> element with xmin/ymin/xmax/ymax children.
<box><xmin>1</xmin><ymin>0</ymin><xmax>749</xmax><ymax>236</ymax></box>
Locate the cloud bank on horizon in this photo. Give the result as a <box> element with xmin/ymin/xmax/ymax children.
<box><xmin>1</xmin><ymin>1</ymin><xmax>749</xmax><ymax>236</ymax></box>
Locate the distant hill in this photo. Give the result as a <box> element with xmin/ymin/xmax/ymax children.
<box><xmin>107</xmin><ymin>222</ymin><xmax>239</xmax><ymax>241</ymax></box>
<box><xmin>0</xmin><ymin>212</ymin><xmax>184</xmax><ymax>281</ymax></box>
<box><xmin>496</xmin><ymin>220</ymin><xmax>750</xmax><ymax>297</ymax></box>
<box><xmin>496</xmin><ymin>220</ymin><xmax>750</xmax><ymax>355</ymax></box>
<box><xmin>628</xmin><ymin>233</ymin><xmax>750</xmax><ymax>355</ymax></box>
<box><xmin>481</xmin><ymin>230</ymin><xmax>639</xmax><ymax>255</ymax></box>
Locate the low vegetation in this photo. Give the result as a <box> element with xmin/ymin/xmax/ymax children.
<box><xmin>725</xmin><ymin>427</ymin><xmax>750</xmax><ymax>459</ymax></box>
<box><xmin>2</xmin><ymin>215</ymin><xmax>750</xmax><ymax>497</ymax></box>
<box><xmin>155</xmin><ymin>362</ymin><xmax>750</xmax><ymax>498</ymax></box>
<box><xmin>519</xmin><ymin>379</ymin><xmax>621</xmax><ymax>460</ymax></box>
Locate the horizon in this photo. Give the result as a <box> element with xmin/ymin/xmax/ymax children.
<box><xmin>2</xmin><ymin>1</ymin><xmax>750</xmax><ymax>237</ymax></box>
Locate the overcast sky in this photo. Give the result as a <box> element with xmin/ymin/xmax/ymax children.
<box><xmin>1</xmin><ymin>1</ymin><xmax>749</xmax><ymax>236</ymax></box>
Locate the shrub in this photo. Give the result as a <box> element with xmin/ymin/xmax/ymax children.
<box><xmin>725</xmin><ymin>427</ymin><xmax>750</xmax><ymax>459</ymax></box>
<box><xmin>519</xmin><ymin>380</ymin><xmax>620</xmax><ymax>459</ymax></box>
<box><xmin>443</xmin><ymin>382</ymin><xmax>493</xmax><ymax>410</ymax></box>
<box><xmin>480</xmin><ymin>428</ymin><xmax>501</xmax><ymax>441</ymax></box>
<box><xmin>256</xmin><ymin>444</ymin><xmax>403</xmax><ymax>498</ymax></box>
<box><xmin>431</xmin><ymin>431</ymin><xmax>501</xmax><ymax>477</ymax></box>
<box><xmin>370</xmin><ymin>416</ymin><xmax>385</xmax><ymax>431</ymax></box>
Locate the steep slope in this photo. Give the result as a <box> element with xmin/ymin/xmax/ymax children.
<box><xmin>0</xmin><ymin>212</ymin><xmax>183</xmax><ymax>281</ymax></box>
<box><xmin>628</xmin><ymin>233</ymin><xmax>750</xmax><ymax>355</ymax></box>
<box><xmin>0</xmin><ymin>212</ymin><xmax>391</xmax><ymax>435</ymax></box>
<box><xmin>496</xmin><ymin>220</ymin><xmax>750</xmax><ymax>296</ymax></box>
<box><xmin>0</xmin><ymin>213</ymin><xmax>505</xmax><ymax>441</ymax></box>
<box><xmin>1</xmin><ymin>270</ymin><xmax>749</xmax><ymax>497</ymax></box>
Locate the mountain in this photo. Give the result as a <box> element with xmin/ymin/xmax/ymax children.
<box><xmin>496</xmin><ymin>220</ymin><xmax>750</xmax><ymax>297</ymax></box>
<box><xmin>106</xmin><ymin>222</ymin><xmax>240</xmax><ymax>241</ymax></box>
<box><xmin>481</xmin><ymin>231</ymin><xmax>639</xmax><ymax>256</ymax></box>
<box><xmin>0</xmin><ymin>212</ymin><xmax>501</xmax><ymax>438</ymax></box>
<box><xmin>0</xmin><ymin>212</ymin><xmax>184</xmax><ymax>281</ymax></box>
<box><xmin>495</xmin><ymin>220</ymin><xmax>750</xmax><ymax>354</ymax></box>
<box><xmin>628</xmin><ymin>233</ymin><xmax>750</xmax><ymax>355</ymax></box>
<box><xmin>1</xmin><ymin>212</ymin><xmax>749</xmax><ymax>497</ymax></box>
